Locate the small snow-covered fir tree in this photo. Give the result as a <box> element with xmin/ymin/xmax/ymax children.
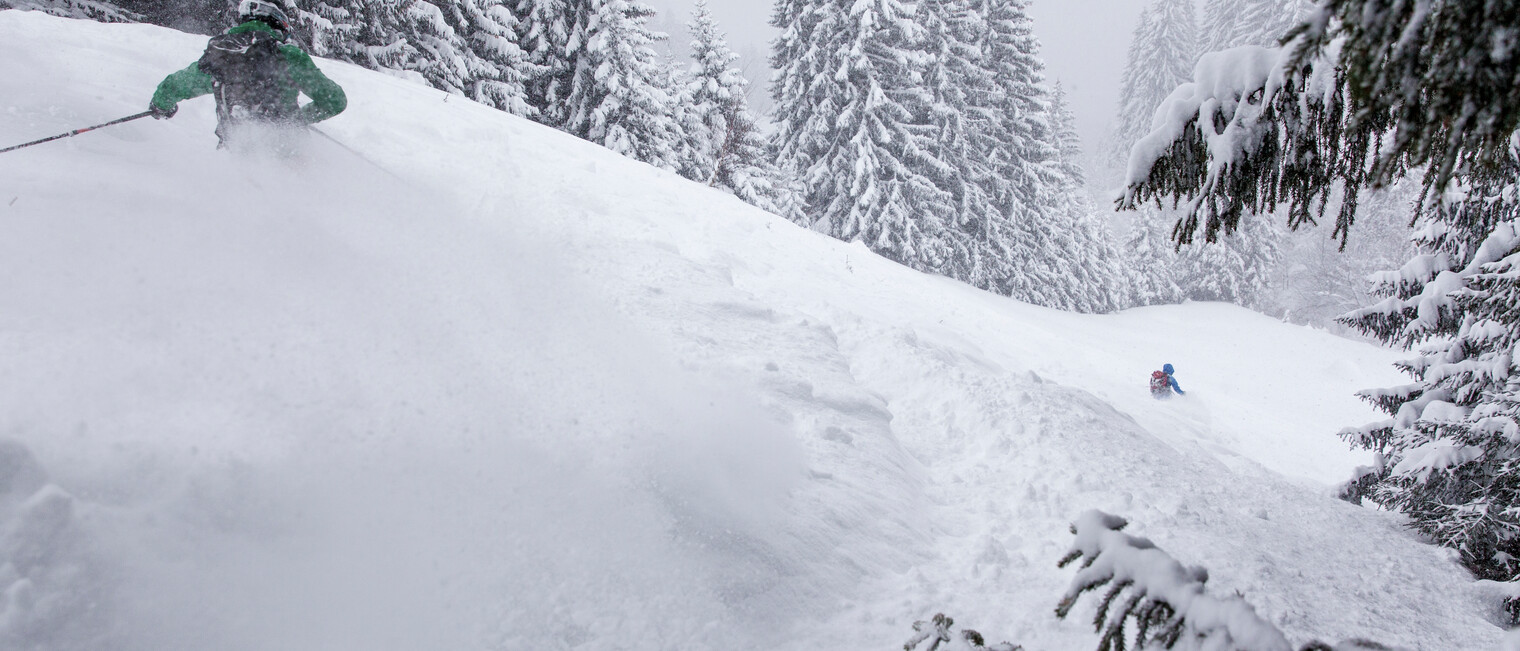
<box><xmin>770</xmin><ymin>0</ymin><xmax>957</xmax><ymax>272</ymax></box>
<box><xmin>1126</xmin><ymin>208</ymin><xmax>1186</xmax><ymax>306</ymax></box>
<box><xmin>682</xmin><ymin>0</ymin><xmax>779</xmax><ymax>211</ymax></box>
<box><xmin>903</xmin><ymin>613</ymin><xmax>1022</xmax><ymax>651</ymax></box>
<box><xmin>1107</xmin><ymin>0</ymin><xmax>1196</xmax><ymax>167</ymax></box>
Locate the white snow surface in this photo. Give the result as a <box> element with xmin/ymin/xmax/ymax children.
<box><xmin>0</xmin><ymin>11</ymin><xmax>1505</xmax><ymax>651</ymax></box>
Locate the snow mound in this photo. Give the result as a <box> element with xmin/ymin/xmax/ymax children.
<box><xmin>0</xmin><ymin>11</ymin><xmax>1504</xmax><ymax>651</ymax></box>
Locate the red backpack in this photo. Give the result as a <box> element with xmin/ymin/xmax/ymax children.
<box><xmin>1150</xmin><ymin>370</ymin><xmax>1170</xmax><ymax>397</ymax></box>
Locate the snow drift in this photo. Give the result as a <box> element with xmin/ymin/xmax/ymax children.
<box><xmin>0</xmin><ymin>11</ymin><xmax>1505</xmax><ymax>651</ymax></box>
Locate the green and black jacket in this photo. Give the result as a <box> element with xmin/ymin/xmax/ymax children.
<box><xmin>151</xmin><ymin>21</ymin><xmax>346</xmax><ymax>125</ymax></box>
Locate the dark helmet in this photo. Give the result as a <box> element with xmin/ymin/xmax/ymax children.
<box><xmin>237</xmin><ymin>0</ymin><xmax>292</xmax><ymax>33</ymax></box>
<box><xmin>1163</xmin><ymin>363</ymin><xmax>1175</xmax><ymax>374</ymax></box>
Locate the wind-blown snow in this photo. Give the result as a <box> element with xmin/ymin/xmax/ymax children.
<box><xmin>0</xmin><ymin>11</ymin><xmax>1505</xmax><ymax>651</ymax></box>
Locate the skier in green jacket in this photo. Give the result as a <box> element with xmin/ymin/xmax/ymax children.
<box><xmin>149</xmin><ymin>0</ymin><xmax>345</xmax><ymax>150</ymax></box>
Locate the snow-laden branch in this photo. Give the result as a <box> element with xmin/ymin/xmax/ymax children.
<box><xmin>1056</xmin><ymin>511</ymin><xmax>1292</xmax><ymax>651</ymax></box>
<box><xmin>1056</xmin><ymin>511</ymin><xmax>1411</xmax><ymax>651</ymax></box>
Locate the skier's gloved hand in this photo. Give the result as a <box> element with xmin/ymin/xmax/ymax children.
<box><xmin>150</xmin><ymin>103</ymin><xmax>178</xmax><ymax>120</ymax></box>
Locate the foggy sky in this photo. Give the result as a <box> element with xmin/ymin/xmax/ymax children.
<box><xmin>642</xmin><ymin>0</ymin><xmax>1148</xmax><ymax>158</ymax></box>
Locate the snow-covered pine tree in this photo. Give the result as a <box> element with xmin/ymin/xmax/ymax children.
<box><xmin>1126</xmin><ymin>209</ymin><xmax>1185</xmax><ymax>306</ymax></box>
<box><xmin>1175</xmin><ymin>212</ymin><xmax>1282</xmax><ymax>307</ymax></box>
<box><xmin>513</xmin><ymin>0</ymin><xmax>570</xmax><ymax>111</ymax></box>
<box><xmin>286</xmin><ymin>0</ymin><xmax>358</xmax><ymax>59</ymax></box>
<box><xmin>1198</xmin><ymin>0</ymin><xmax>1313</xmax><ymax>55</ymax></box>
<box><xmin>1107</xmin><ymin>0</ymin><xmax>1196</xmax><ymax>168</ymax></box>
<box><xmin>912</xmin><ymin>0</ymin><xmax>996</xmax><ymax>281</ymax></box>
<box><xmin>456</xmin><ymin>0</ymin><xmax>534</xmax><ymax>113</ymax></box>
<box><xmin>1339</xmin><ymin>150</ymin><xmax>1520</xmax><ymax>590</ymax></box>
<box><xmin>1058</xmin><ymin>511</ymin><xmax>1407</xmax><ymax>650</ymax></box>
<box><xmin>971</xmin><ymin>1</ymin><xmax>1130</xmax><ymax>313</ymax></box>
<box><xmin>1</xmin><ymin>0</ymin><xmax>137</xmax><ymax>22</ymax></box>
<box><xmin>1272</xmin><ymin>182</ymin><xmax>1416</xmax><ymax>328</ymax></box>
<box><xmin>903</xmin><ymin>613</ymin><xmax>1021</xmax><ymax>651</ymax></box>
<box><xmin>682</xmin><ymin>0</ymin><xmax>779</xmax><ymax>211</ymax></box>
<box><xmin>534</xmin><ymin>0</ymin><xmax>683</xmax><ymax>170</ymax></box>
<box><xmin>770</xmin><ymin>0</ymin><xmax>958</xmax><ymax>273</ymax></box>
<box><xmin>1036</xmin><ymin>82</ymin><xmax>1131</xmax><ymax>313</ymax></box>
<box><xmin>1046</xmin><ymin>82</ymin><xmax>1083</xmax><ymax>189</ymax></box>
<box><xmin>967</xmin><ymin>0</ymin><xmax>1048</xmax><ymax>296</ymax></box>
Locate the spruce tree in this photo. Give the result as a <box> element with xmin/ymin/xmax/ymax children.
<box><xmin>514</xmin><ymin>0</ymin><xmax>571</xmax><ymax>111</ymax></box>
<box><xmin>683</xmin><ymin>0</ymin><xmax>779</xmax><ymax>211</ymax></box>
<box><xmin>1175</xmin><ymin>213</ymin><xmax>1282</xmax><ymax>307</ymax></box>
<box><xmin>358</xmin><ymin>0</ymin><xmax>532</xmax><ymax>114</ymax></box>
<box><xmin>1108</xmin><ymin>0</ymin><xmax>1196</xmax><ymax>168</ymax></box>
<box><xmin>1198</xmin><ymin>0</ymin><xmax>1312</xmax><ymax>54</ymax></box>
<box><xmin>770</xmin><ymin>0</ymin><xmax>957</xmax><ymax>272</ymax></box>
<box><xmin>1126</xmin><ymin>210</ymin><xmax>1185</xmax><ymax>306</ymax></box>
<box><xmin>975</xmin><ymin>2</ymin><xmax>1129</xmax><ymax>313</ymax></box>
<box><xmin>914</xmin><ymin>0</ymin><xmax>996</xmax><ymax>281</ymax></box>
<box><xmin>1339</xmin><ymin>152</ymin><xmax>1520</xmax><ymax>589</ymax></box>
<box><xmin>542</xmin><ymin>0</ymin><xmax>684</xmax><ymax>170</ymax></box>
<box><xmin>968</xmin><ymin>0</ymin><xmax>1050</xmax><ymax>296</ymax></box>
<box><xmin>1</xmin><ymin>0</ymin><xmax>137</xmax><ymax>22</ymax></box>
<box><xmin>1043</xmin><ymin>83</ymin><xmax>1132</xmax><ymax>313</ymax></box>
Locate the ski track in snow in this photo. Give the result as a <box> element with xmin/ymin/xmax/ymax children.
<box><xmin>0</xmin><ymin>11</ymin><xmax>1505</xmax><ymax>651</ymax></box>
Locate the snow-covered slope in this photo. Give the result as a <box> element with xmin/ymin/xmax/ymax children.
<box><xmin>0</xmin><ymin>11</ymin><xmax>1502</xmax><ymax>650</ymax></box>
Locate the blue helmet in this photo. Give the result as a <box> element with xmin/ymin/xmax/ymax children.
<box><xmin>1163</xmin><ymin>363</ymin><xmax>1175</xmax><ymax>374</ymax></box>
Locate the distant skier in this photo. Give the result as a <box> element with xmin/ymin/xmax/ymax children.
<box><xmin>147</xmin><ymin>0</ymin><xmax>345</xmax><ymax>151</ymax></box>
<box><xmin>1149</xmin><ymin>363</ymin><xmax>1185</xmax><ymax>399</ymax></box>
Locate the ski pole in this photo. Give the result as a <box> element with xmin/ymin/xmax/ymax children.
<box><xmin>309</xmin><ymin>127</ymin><xmax>406</xmax><ymax>182</ymax></box>
<box><xmin>0</xmin><ymin>111</ymin><xmax>154</xmax><ymax>155</ymax></box>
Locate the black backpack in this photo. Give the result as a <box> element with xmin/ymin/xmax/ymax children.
<box><xmin>197</xmin><ymin>29</ymin><xmax>296</xmax><ymax>126</ymax></box>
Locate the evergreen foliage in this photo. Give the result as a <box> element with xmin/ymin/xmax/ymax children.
<box><xmin>1175</xmin><ymin>212</ymin><xmax>1282</xmax><ymax>307</ymax></box>
<box><xmin>513</xmin><ymin>0</ymin><xmax>570</xmax><ymax>110</ymax></box>
<box><xmin>1057</xmin><ymin>511</ymin><xmax>1409</xmax><ymax>651</ymax></box>
<box><xmin>1126</xmin><ymin>209</ymin><xmax>1185</xmax><ymax>306</ymax></box>
<box><xmin>1121</xmin><ymin>0</ymin><xmax>1520</xmax><ymax>247</ymax></box>
<box><xmin>770</xmin><ymin>0</ymin><xmax>959</xmax><ymax>274</ymax></box>
<box><xmin>771</xmin><ymin>0</ymin><xmax>1129</xmax><ymax>312</ymax></box>
<box><xmin>915</xmin><ymin>0</ymin><xmax>991</xmax><ymax>275</ymax></box>
<box><xmin>536</xmin><ymin>0</ymin><xmax>682</xmax><ymax>169</ymax></box>
<box><xmin>1107</xmin><ymin>0</ymin><xmax>1195</xmax><ymax>167</ymax></box>
<box><xmin>1198</xmin><ymin>0</ymin><xmax>1312</xmax><ymax>54</ymax></box>
<box><xmin>1338</xmin><ymin>150</ymin><xmax>1520</xmax><ymax>590</ymax></box>
<box><xmin>1025</xmin><ymin>83</ymin><xmax>1132</xmax><ymax>313</ymax></box>
<box><xmin>682</xmin><ymin>0</ymin><xmax>779</xmax><ymax>211</ymax></box>
<box><xmin>285</xmin><ymin>0</ymin><xmax>532</xmax><ymax>115</ymax></box>
<box><xmin>0</xmin><ymin>0</ymin><xmax>138</xmax><ymax>23</ymax></box>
